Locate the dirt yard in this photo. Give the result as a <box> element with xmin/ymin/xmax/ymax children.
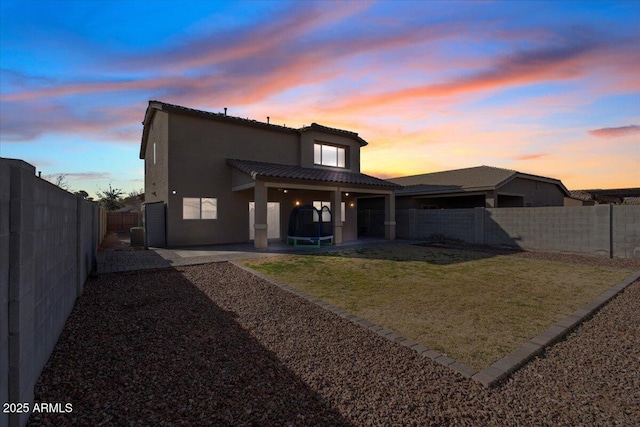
<box><xmin>29</xmin><ymin>261</ymin><xmax>640</xmax><ymax>426</ymax></box>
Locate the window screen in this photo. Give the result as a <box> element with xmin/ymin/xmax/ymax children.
<box><xmin>183</xmin><ymin>197</ymin><xmax>217</xmax><ymax>219</ymax></box>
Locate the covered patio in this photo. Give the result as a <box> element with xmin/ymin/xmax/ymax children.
<box><xmin>228</xmin><ymin>159</ymin><xmax>399</xmax><ymax>249</ymax></box>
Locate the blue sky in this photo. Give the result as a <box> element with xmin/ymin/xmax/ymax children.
<box><xmin>1</xmin><ymin>0</ymin><xmax>638</xmax><ymax>198</ymax></box>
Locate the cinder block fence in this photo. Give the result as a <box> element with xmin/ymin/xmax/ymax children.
<box><xmin>1</xmin><ymin>158</ymin><xmax>105</xmax><ymax>427</ymax></box>
<box><xmin>397</xmin><ymin>205</ymin><xmax>640</xmax><ymax>258</ymax></box>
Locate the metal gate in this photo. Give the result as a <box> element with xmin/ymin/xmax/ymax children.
<box><xmin>143</xmin><ymin>202</ymin><xmax>166</xmax><ymax>247</ymax></box>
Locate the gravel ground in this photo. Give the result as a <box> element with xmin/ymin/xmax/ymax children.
<box><xmin>30</xmin><ymin>262</ymin><xmax>639</xmax><ymax>426</ymax></box>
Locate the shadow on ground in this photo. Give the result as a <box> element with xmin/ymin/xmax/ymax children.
<box><xmin>29</xmin><ymin>268</ymin><xmax>351</xmax><ymax>426</ymax></box>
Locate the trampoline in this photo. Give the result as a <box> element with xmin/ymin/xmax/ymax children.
<box><xmin>286</xmin><ymin>204</ymin><xmax>334</xmax><ymax>247</ymax></box>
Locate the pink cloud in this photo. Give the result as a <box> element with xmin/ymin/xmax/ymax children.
<box><xmin>326</xmin><ymin>29</ymin><xmax>640</xmax><ymax>116</ymax></box>
<box><xmin>118</xmin><ymin>2</ymin><xmax>373</xmax><ymax>73</ymax></box>
<box><xmin>0</xmin><ymin>76</ymin><xmax>178</xmax><ymax>102</ymax></box>
<box><xmin>588</xmin><ymin>125</ymin><xmax>640</xmax><ymax>138</ymax></box>
<box><xmin>326</xmin><ymin>37</ymin><xmax>606</xmax><ymax>112</ymax></box>
<box><xmin>1</xmin><ymin>2</ymin><xmax>462</xmax><ymax>109</ymax></box>
<box><xmin>2</xmin><ymin>6</ymin><xmax>638</xmax><ymax>160</ymax></box>
<box><xmin>0</xmin><ymin>99</ymin><xmax>145</xmax><ymax>142</ymax></box>
<box><xmin>514</xmin><ymin>153</ymin><xmax>549</xmax><ymax>160</ymax></box>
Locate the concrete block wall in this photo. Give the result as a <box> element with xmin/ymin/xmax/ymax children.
<box><xmin>613</xmin><ymin>205</ymin><xmax>640</xmax><ymax>258</ymax></box>
<box><xmin>1</xmin><ymin>158</ymin><xmax>100</xmax><ymax>427</ymax></box>
<box><xmin>7</xmin><ymin>159</ymin><xmax>37</xmax><ymax>427</ymax></box>
<box><xmin>32</xmin><ymin>177</ymin><xmax>78</xmax><ymax>382</ymax></box>
<box><xmin>396</xmin><ymin>205</ymin><xmax>639</xmax><ymax>258</ymax></box>
<box><xmin>98</xmin><ymin>207</ymin><xmax>108</xmax><ymax>247</ymax></box>
<box><xmin>78</xmin><ymin>199</ymin><xmax>101</xmax><ymax>296</ymax></box>
<box><xmin>485</xmin><ymin>206</ymin><xmax>612</xmax><ymax>257</ymax></box>
<box><xmin>412</xmin><ymin>209</ymin><xmax>476</xmax><ymax>241</ymax></box>
<box><xmin>1</xmin><ymin>161</ymin><xmax>11</xmax><ymax>427</ymax></box>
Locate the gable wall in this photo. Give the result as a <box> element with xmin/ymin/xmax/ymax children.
<box><xmin>300</xmin><ymin>130</ymin><xmax>362</xmax><ymax>172</ymax></box>
<box><xmin>499</xmin><ymin>177</ymin><xmax>565</xmax><ymax>207</ymax></box>
<box><xmin>165</xmin><ymin>114</ymin><xmax>300</xmax><ymax>246</ymax></box>
<box><xmin>144</xmin><ymin>110</ymin><xmax>169</xmax><ymax>205</ymax></box>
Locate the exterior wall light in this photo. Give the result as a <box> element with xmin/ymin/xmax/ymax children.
<box><xmin>172</xmin><ymin>190</ymin><xmax>177</xmax><ymax>195</ymax></box>
<box><xmin>295</xmin><ymin>201</ymin><xmax>300</xmax><ymax>206</ymax></box>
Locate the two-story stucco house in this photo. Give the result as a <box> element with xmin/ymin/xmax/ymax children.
<box><xmin>139</xmin><ymin>101</ymin><xmax>398</xmax><ymax>248</ymax></box>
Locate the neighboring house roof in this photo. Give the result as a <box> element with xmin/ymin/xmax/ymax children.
<box><xmin>140</xmin><ymin>100</ymin><xmax>367</xmax><ymax>159</ymax></box>
<box><xmin>624</xmin><ymin>197</ymin><xmax>640</xmax><ymax>205</ymax></box>
<box><xmin>227</xmin><ymin>159</ymin><xmax>400</xmax><ymax>189</ymax></box>
<box><xmin>568</xmin><ymin>190</ymin><xmax>594</xmax><ymax>202</ymax></box>
<box><xmin>390</xmin><ymin>166</ymin><xmax>570</xmax><ymax>196</ymax></box>
<box><xmin>576</xmin><ymin>188</ymin><xmax>640</xmax><ymax>201</ymax></box>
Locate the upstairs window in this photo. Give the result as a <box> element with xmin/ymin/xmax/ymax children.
<box><xmin>314</xmin><ymin>143</ymin><xmax>346</xmax><ymax>168</ymax></box>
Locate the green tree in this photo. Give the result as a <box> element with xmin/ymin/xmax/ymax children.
<box><xmin>97</xmin><ymin>184</ymin><xmax>124</xmax><ymax>211</ymax></box>
<box><xmin>124</xmin><ymin>188</ymin><xmax>144</xmax><ymax>204</ymax></box>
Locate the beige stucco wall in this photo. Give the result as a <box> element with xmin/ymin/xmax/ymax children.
<box><xmin>499</xmin><ymin>177</ymin><xmax>565</xmax><ymax>207</ymax></box>
<box><xmin>165</xmin><ymin>114</ymin><xmax>300</xmax><ymax>246</ymax></box>
<box><xmin>144</xmin><ymin>111</ymin><xmax>169</xmax><ymax>205</ymax></box>
<box><xmin>564</xmin><ymin>197</ymin><xmax>593</xmax><ymax>206</ymax></box>
<box><xmin>300</xmin><ymin>130</ymin><xmax>362</xmax><ymax>172</ymax></box>
<box><xmin>144</xmin><ymin>109</ymin><xmax>368</xmax><ymax>246</ymax></box>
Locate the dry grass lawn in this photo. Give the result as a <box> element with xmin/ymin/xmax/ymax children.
<box><xmin>242</xmin><ymin>245</ymin><xmax>632</xmax><ymax>370</ymax></box>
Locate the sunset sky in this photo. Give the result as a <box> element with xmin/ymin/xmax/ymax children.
<box><xmin>1</xmin><ymin>0</ymin><xmax>638</xmax><ymax>198</ymax></box>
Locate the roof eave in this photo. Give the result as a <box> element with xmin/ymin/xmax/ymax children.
<box><xmin>227</xmin><ymin>159</ymin><xmax>399</xmax><ymax>190</ymax></box>
<box><xmin>153</xmin><ymin>101</ymin><xmax>299</xmax><ymax>134</ymax></box>
<box><xmin>301</xmin><ymin>123</ymin><xmax>368</xmax><ymax>146</ymax></box>
<box><xmin>139</xmin><ymin>101</ymin><xmax>163</xmax><ymax>159</ymax></box>
<box><xmin>246</xmin><ymin>173</ymin><xmax>399</xmax><ymax>190</ymax></box>
<box><xmin>398</xmin><ymin>186</ymin><xmax>496</xmax><ymax>196</ymax></box>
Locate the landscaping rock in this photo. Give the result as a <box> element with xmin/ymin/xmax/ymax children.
<box><xmin>29</xmin><ymin>262</ymin><xmax>640</xmax><ymax>426</ymax></box>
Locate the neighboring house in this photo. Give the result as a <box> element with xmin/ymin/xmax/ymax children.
<box><xmin>377</xmin><ymin>165</ymin><xmax>570</xmax><ymax>209</ymax></box>
<box><xmin>564</xmin><ymin>190</ymin><xmax>596</xmax><ymax>206</ymax></box>
<box><xmin>568</xmin><ymin>188</ymin><xmax>640</xmax><ymax>205</ymax></box>
<box><xmin>139</xmin><ymin>100</ymin><xmax>399</xmax><ymax>248</ymax></box>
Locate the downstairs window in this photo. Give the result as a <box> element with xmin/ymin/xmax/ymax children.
<box><xmin>183</xmin><ymin>197</ymin><xmax>217</xmax><ymax>219</ymax></box>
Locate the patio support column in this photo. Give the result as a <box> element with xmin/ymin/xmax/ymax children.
<box><xmin>331</xmin><ymin>189</ymin><xmax>343</xmax><ymax>245</ymax></box>
<box><xmin>254</xmin><ymin>180</ymin><xmax>268</xmax><ymax>250</ymax></box>
<box><xmin>485</xmin><ymin>191</ymin><xmax>497</xmax><ymax>208</ymax></box>
<box><xmin>384</xmin><ymin>192</ymin><xmax>396</xmax><ymax>240</ymax></box>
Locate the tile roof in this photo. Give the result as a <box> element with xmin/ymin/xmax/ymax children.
<box><xmin>148</xmin><ymin>100</ymin><xmax>300</xmax><ymax>133</ymax></box>
<box><xmin>299</xmin><ymin>123</ymin><xmax>367</xmax><ymax>146</ymax></box>
<box><xmin>141</xmin><ymin>100</ymin><xmax>368</xmax><ymax>158</ymax></box>
<box><xmin>568</xmin><ymin>190</ymin><xmax>594</xmax><ymax>202</ymax></box>
<box><xmin>227</xmin><ymin>159</ymin><xmax>400</xmax><ymax>189</ymax></box>
<box><xmin>576</xmin><ymin>188</ymin><xmax>640</xmax><ymax>199</ymax></box>
<box><xmin>391</xmin><ymin>165</ymin><xmax>517</xmax><ymax>187</ymax></box>
<box><xmin>390</xmin><ymin>165</ymin><xmax>569</xmax><ymax>196</ymax></box>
